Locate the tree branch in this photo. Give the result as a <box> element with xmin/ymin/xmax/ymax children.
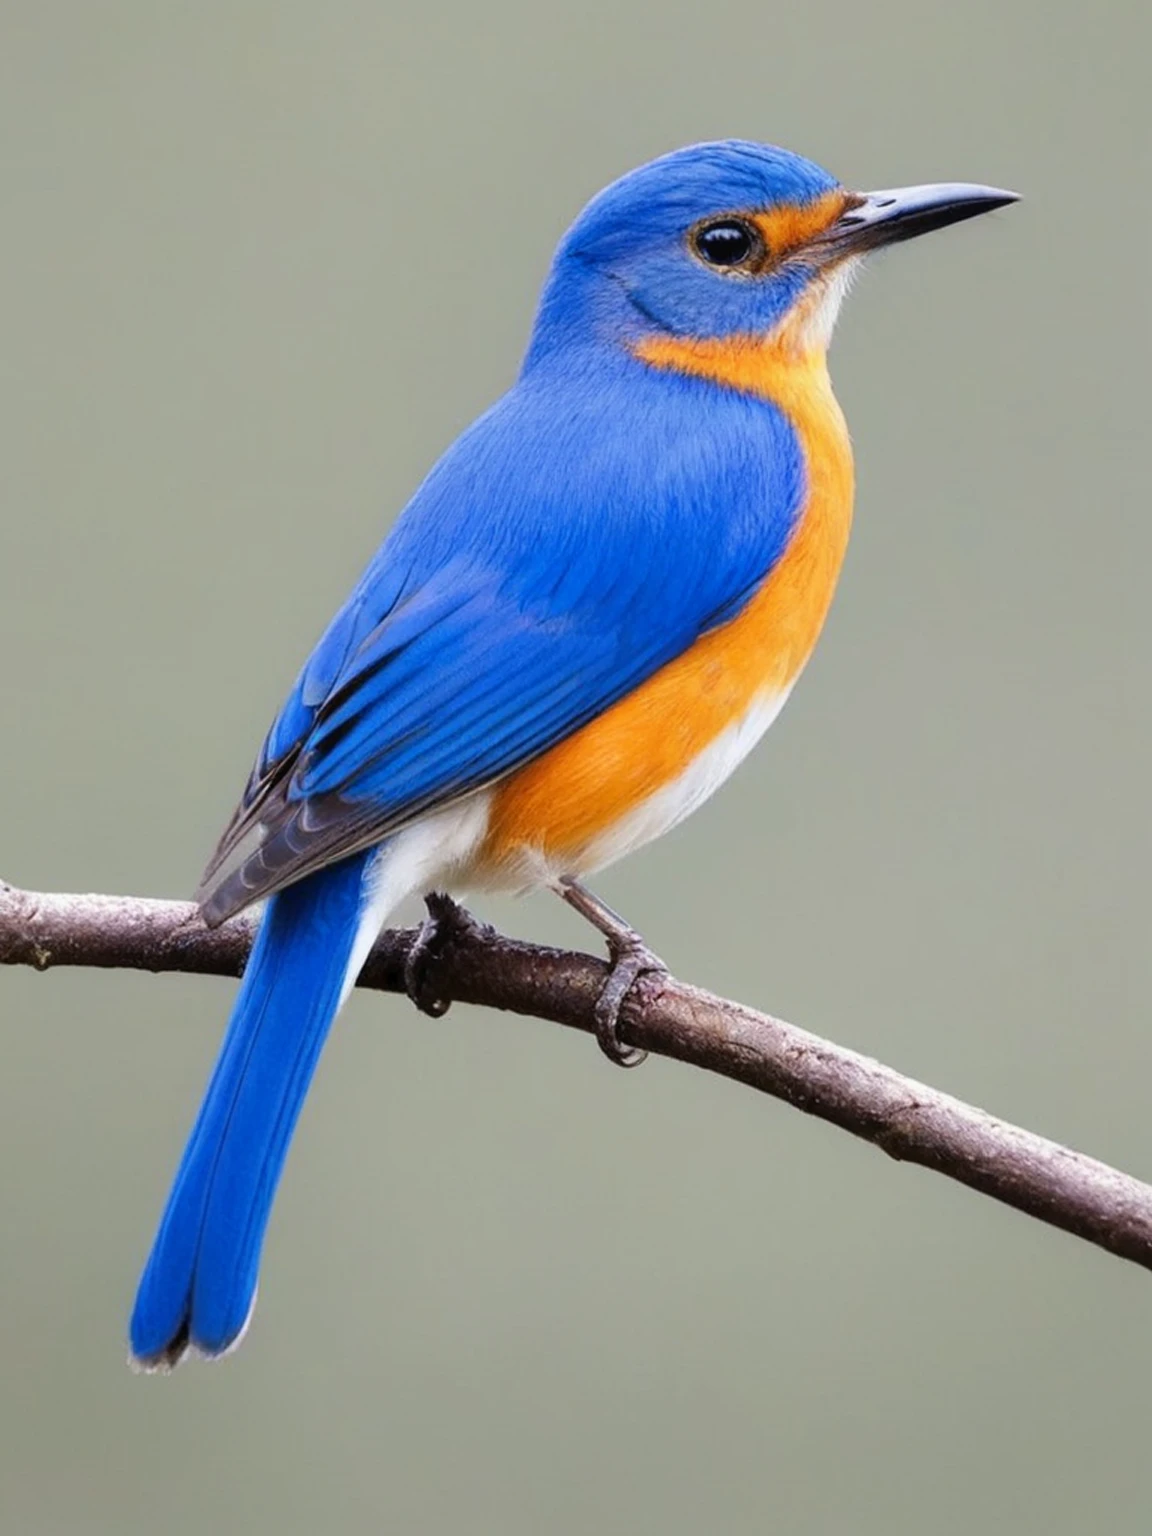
<box><xmin>3</xmin><ymin>877</ymin><xmax>1150</xmax><ymax>1275</ymax></box>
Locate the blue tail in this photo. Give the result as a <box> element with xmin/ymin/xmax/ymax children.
<box><xmin>130</xmin><ymin>850</ymin><xmax>376</xmax><ymax>1369</ymax></box>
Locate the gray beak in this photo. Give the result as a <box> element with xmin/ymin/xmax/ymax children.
<box><xmin>812</xmin><ymin>182</ymin><xmax>1020</xmax><ymax>260</ymax></box>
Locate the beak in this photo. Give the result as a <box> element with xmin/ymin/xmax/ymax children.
<box><xmin>811</xmin><ymin>182</ymin><xmax>1019</xmax><ymax>262</ymax></box>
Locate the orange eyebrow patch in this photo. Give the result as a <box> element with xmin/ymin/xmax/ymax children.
<box><xmin>752</xmin><ymin>189</ymin><xmax>850</xmax><ymax>257</ymax></box>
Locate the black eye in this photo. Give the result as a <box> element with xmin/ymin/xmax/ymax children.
<box><xmin>692</xmin><ymin>218</ymin><xmax>760</xmax><ymax>269</ymax></box>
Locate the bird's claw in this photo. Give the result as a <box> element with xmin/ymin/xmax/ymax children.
<box><xmin>594</xmin><ymin>932</ymin><xmax>665</xmax><ymax>1068</ymax></box>
<box><xmin>404</xmin><ymin>891</ymin><xmax>479</xmax><ymax>1018</ymax></box>
<box><xmin>553</xmin><ymin>874</ymin><xmax>667</xmax><ymax>1067</ymax></box>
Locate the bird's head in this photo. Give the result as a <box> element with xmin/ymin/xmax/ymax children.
<box><xmin>526</xmin><ymin>140</ymin><xmax>1016</xmax><ymax>369</ymax></box>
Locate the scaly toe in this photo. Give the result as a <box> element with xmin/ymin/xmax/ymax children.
<box><xmin>403</xmin><ymin>892</ymin><xmax>479</xmax><ymax>1017</ymax></box>
<box><xmin>594</xmin><ymin>936</ymin><xmax>666</xmax><ymax>1067</ymax></box>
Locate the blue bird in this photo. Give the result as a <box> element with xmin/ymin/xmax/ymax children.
<box><xmin>130</xmin><ymin>140</ymin><xmax>1015</xmax><ymax>1368</ymax></box>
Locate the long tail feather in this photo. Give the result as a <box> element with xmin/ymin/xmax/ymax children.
<box><xmin>130</xmin><ymin>850</ymin><xmax>377</xmax><ymax>1369</ymax></box>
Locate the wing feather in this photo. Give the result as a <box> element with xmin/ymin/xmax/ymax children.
<box><xmin>198</xmin><ymin>366</ymin><xmax>803</xmax><ymax>925</ymax></box>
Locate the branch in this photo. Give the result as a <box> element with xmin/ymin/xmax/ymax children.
<box><xmin>3</xmin><ymin>877</ymin><xmax>1150</xmax><ymax>1275</ymax></box>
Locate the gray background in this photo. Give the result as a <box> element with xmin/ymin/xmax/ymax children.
<box><xmin>1</xmin><ymin>2</ymin><xmax>1148</xmax><ymax>1532</ymax></box>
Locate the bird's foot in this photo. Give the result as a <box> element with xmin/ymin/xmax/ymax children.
<box><xmin>404</xmin><ymin>891</ymin><xmax>481</xmax><ymax>1018</ymax></box>
<box><xmin>555</xmin><ymin>876</ymin><xmax>666</xmax><ymax>1067</ymax></box>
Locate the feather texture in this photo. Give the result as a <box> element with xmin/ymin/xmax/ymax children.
<box><xmin>131</xmin><ymin>853</ymin><xmax>376</xmax><ymax>1366</ymax></box>
<box><xmin>198</xmin><ymin>358</ymin><xmax>804</xmax><ymax>924</ymax></box>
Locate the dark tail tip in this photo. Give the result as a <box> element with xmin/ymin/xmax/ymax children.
<box><xmin>128</xmin><ymin>1318</ymin><xmax>191</xmax><ymax>1375</ymax></box>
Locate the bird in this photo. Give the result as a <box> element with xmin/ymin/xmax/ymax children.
<box><xmin>129</xmin><ymin>139</ymin><xmax>1016</xmax><ymax>1370</ymax></box>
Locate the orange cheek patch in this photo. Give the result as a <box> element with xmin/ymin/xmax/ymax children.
<box><xmin>752</xmin><ymin>190</ymin><xmax>849</xmax><ymax>260</ymax></box>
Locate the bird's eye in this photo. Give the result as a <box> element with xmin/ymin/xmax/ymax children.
<box><xmin>691</xmin><ymin>218</ymin><xmax>762</xmax><ymax>270</ymax></box>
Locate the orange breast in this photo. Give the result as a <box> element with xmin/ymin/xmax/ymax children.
<box><xmin>481</xmin><ymin>330</ymin><xmax>855</xmax><ymax>871</ymax></box>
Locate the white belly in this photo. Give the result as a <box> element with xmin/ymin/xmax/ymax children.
<box><xmin>340</xmin><ymin>686</ymin><xmax>792</xmax><ymax>961</ymax></box>
<box><xmin>577</xmin><ymin>687</ymin><xmax>793</xmax><ymax>874</ymax></box>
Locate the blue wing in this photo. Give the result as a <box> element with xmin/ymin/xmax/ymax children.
<box><xmin>198</xmin><ymin>360</ymin><xmax>804</xmax><ymax>924</ymax></box>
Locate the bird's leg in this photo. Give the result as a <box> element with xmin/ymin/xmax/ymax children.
<box><xmin>555</xmin><ymin>875</ymin><xmax>666</xmax><ymax>1068</ymax></box>
<box><xmin>404</xmin><ymin>891</ymin><xmax>483</xmax><ymax>1018</ymax></box>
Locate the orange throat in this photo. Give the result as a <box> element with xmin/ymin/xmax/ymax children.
<box><xmin>481</xmin><ymin>325</ymin><xmax>855</xmax><ymax>873</ymax></box>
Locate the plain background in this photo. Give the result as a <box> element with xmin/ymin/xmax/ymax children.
<box><xmin>1</xmin><ymin>3</ymin><xmax>1149</xmax><ymax>1532</ymax></box>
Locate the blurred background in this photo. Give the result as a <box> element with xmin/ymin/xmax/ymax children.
<box><xmin>1</xmin><ymin>2</ymin><xmax>1148</xmax><ymax>1531</ymax></box>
